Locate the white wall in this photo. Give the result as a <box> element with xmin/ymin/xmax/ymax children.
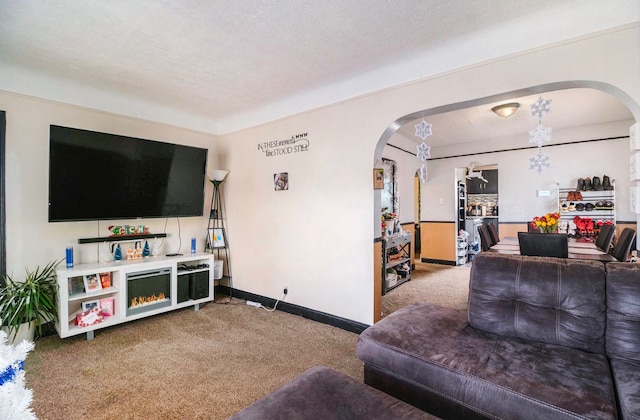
<box><xmin>423</xmin><ymin>131</ymin><xmax>633</xmax><ymax>225</ymax></box>
<box><xmin>1</xmin><ymin>92</ymin><xmax>217</xmax><ymax>277</ymax></box>
<box><xmin>1</xmin><ymin>25</ymin><xmax>638</xmax><ymax>327</ymax></box>
<box><xmin>381</xmin><ymin>140</ymin><xmax>421</xmax><ymax>224</ymax></box>
<box><xmin>220</xmin><ymin>25</ymin><xmax>639</xmax><ymax>325</ymax></box>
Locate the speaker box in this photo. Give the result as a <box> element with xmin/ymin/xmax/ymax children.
<box><xmin>177</xmin><ymin>273</ymin><xmax>190</xmax><ymax>303</ymax></box>
<box><xmin>190</xmin><ymin>270</ymin><xmax>209</xmax><ymax>300</ymax></box>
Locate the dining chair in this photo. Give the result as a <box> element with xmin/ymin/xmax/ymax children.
<box><xmin>487</xmin><ymin>223</ymin><xmax>500</xmax><ymax>245</ymax></box>
<box><xmin>595</xmin><ymin>224</ymin><xmax>616</xmax><ymax>252</ymax></box>
<box><xmin>611</xmin><ymin>228</ymin><xmax>636</xmax><ymax>262</ymax></box>
<box><xmin>477</xmin><ymin>225</ymin><xmax>492</xmax><ymax>252</ymax></box>
<box><xmin>518</xmin><ymin>232</ymin><xmax>569</xmax><ymax>258</ymax></box>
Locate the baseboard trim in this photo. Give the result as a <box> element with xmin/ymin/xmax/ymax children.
<box><xmin>421</xmin><ymin>258</ymin><xmax>456</xmax><ymax>266</ymax></box>
<box><xmin>217</xmin><ymin>286</ymin><xmax>369</xmax><ymax>334</ymax></box>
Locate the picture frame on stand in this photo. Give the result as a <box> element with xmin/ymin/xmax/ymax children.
<box><xmin>82</xmin><ymin>299</ymin><xmax>100</xmax><ymax>312</ymax></box>
<box><xmin>208</xmin><ymin>228</ymin><xmax>226</xmax><ymax>249</ymax></box>
<box><xmin>83</xmin><ymin>274</ymin><xmax>102</xmax><ymax>293</ymax></box>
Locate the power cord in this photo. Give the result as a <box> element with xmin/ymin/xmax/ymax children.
<box><xmin>246</xmin><ymin>290</ymin><xmax>287</xmax><ymax>312</ymax></box>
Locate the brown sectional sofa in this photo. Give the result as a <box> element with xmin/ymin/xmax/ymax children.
<box><xmin>357</xmin><ymin>252</ymin><xmax>640</xmax><ymax>419</ymax></box>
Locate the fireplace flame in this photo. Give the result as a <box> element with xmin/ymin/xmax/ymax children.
<box><xmin>130</xmin><ymin>292</ymin><xmax>167</xmax><ymax>308</ymax></box>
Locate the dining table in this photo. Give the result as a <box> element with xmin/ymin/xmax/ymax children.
<box><xmin>489</xmin><ymin>236</ymin><xmax>617</xmax><ymax>262</ymax></box>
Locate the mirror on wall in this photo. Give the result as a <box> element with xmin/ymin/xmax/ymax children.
<box><xmin>381</xmin><ymin>158</ymin><xmax>398</xmax><ymax>215</ymax></box>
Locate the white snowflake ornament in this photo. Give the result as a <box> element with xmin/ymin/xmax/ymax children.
<box><xmin>416</xmin><ymin>142</ymin><xmax>431</xmax><ymax>161</ymax></box>
<box><xmin>414</xmin><ymin>119</ymin><xmax>432</xmax><ymax>140</ymax></box>
<box><xmin>529</xmin><ymin>149</ymin><xmax>552</xmax><ymax>174</ymax></box>
<box><xmin>418</xmin><ymin>163</ymin><xmax>428</xmax><ymax>184</ymax></box>
<box><xmin>530</xmin><ymin>96</ymin><xmax>552</xmax><ymax>120</ymax></box>
<box><xmin>528</xmin><ymin>124</ymin><xmax>552</xmax><ymax>146</ymax></box>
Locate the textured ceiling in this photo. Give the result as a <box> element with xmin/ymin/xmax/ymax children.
<box><xmin>0</xmin><ymin>1</ymin><xmax>638</xmax><ymax>134</ymax></box>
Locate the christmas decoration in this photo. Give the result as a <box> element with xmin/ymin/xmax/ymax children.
<box><xmin>529</xmin><ymin>96</ymin><xmax>552</xmax><ymax>120</ymax></box>
<box><xmin>416</xmin><ymin>142</ymin><xmax>431</xmax><ymax>161</ymax></box>
<box><xmin>529</xmin><ymin>149</ymin><xmax>552</xmax><ymax>174</ymax></box>
<box><xmin>528</xmin><ymin>96</ymin><xmax>553</xmax><ymax>174</ymax></box>
<box><xmin>418</xmin><ymin>163</ymin><xmax>428</xmax><ymax>184</ymax></box>
<box><xmin>414</xmin><ymin>119</ymin><xmax>432</xmax><ymax>140</ymax></box>
<box><xmin>0</xmin><ymin>331</ymin><xmax>36</xmax><ymax>419</ymax></box>
<box><xmin>528</xmin><ymin>124</ymin><xmax>552</xmax><ymax>147</ymax></box>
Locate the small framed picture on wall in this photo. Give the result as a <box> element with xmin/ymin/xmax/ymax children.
<box><xmin>274</xmin><ymin>172</ymin><xmax>288</xmax><ymax>191</ymax></box>
<box><xmin>373</xmin><ymin>168</ymin><xmax>384</xmax><ymax>189</ymax></box>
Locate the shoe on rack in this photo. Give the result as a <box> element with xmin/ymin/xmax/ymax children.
<box><xmin>561</xmin><ymin>202</ymin><xmax>569</xmax><ymax>212</ymax></box>
<box><xmin>602</xmin><ymin>175</ymin><xmax>613</xmax><ymax>190</ymax></box>
<box><xmin>593</xmin><ymin>176</ymin><xmax>603</xmax><ymax>191</ymax></box>
<box><xmin>574</xmin><ymin>191</ymin><xmax>583</xmax><ymax>201</ymax></box>
<box><xmin>583</xmin><ymin>177</ymin><xmax>592</xmax><ymax>191</ymax></box>
<box><xmin>585</xmin><ymin>203</ymin><xmax>595</xmax><ymax>211</ymax></box>
<box><xmin>568</xmin><ymin>202</ymin><xmax>577</xmax><ymax>212</ymax></box>
<box><xmin>567</xmin><ymin>191</ymin><xmax>575</xmax><ymax>201</ymax></box>
<box><xmin>577</xmin><ymin>178</ymin><xmax>585</xmax><ymax>191</ymax></box>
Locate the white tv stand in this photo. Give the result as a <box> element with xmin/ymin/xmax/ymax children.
<box><xmin>55</xmin><ymin>253</ymin><xmax>214</xmax><ymax>340</ymax></box>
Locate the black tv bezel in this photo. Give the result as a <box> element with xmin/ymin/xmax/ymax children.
<box><xmin>48</xmin><ymin>125</ymin><xmax>208</xmax><ymax>222</ymax></box>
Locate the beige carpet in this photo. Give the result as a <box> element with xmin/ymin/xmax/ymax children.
<box><xmin>382</xmin><ymin>262</ymin><xmax>471</xmax><ymax>317</ymax></box>
<box><xmin>25</xmin><ymin>263</ymin><xmax>470</xmax><ymax>419</ymax></box>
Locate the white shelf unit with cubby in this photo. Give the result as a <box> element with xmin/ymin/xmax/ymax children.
<box><xmin>55</xmin><ymin>253</ymin><xmax>214</xmax><ymax>340</ymax></box>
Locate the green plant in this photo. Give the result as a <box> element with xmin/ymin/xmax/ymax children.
<box><xmin>0</xmin><ymin>260</ymin><xmax>60</xmax><ymax>340</ymax></box>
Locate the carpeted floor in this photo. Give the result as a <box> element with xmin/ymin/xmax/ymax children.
<box><xmin>25</xmin><ymin>263</ymin><xmax>470</xmax><ymax>419</ymax></box>
<box><xmin>382</xmin><ymin>262</ymin><xmax>470</xmax><ymax>317</ymax></box>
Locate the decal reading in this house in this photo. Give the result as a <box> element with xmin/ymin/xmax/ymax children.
<box><xmin>258</xmin><ymin>132</ymin><xmax>309</xmax><ymax>157</ymax></box>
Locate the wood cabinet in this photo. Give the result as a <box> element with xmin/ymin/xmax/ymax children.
<box><xmin>467</xmin><ymin>169</ymin><xmax>498</xmax><ymax>194</ymax></box>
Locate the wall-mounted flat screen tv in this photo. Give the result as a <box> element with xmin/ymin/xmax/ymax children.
<box><xmin>49</xmin><ymin>125</ymin><xmax>208</xmax><ymax>222</ymax></box>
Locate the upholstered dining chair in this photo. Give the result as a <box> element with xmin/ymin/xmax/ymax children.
<box><xmin>477</xmin><ymin>225</ymin><xmax>493</xmax><ymax>252</ymax></box>
<box><xmin>518</xmin><ymin>232</ymin><xmax>569</xmax><ymax>258</ymax></box>
<box><xmin>611</xmin><ymin>228</ymin><xmax>636</xmax><ymax>262</ymax></box>
<box><xmin>595</xmin><ymin>224</ymin><xmax>616</xmax><ymax>253</ymax></box>
<box><xmin>487</xmin><ymin>223</ymin><xmax>500</xmax><ymax>245</ymax></box>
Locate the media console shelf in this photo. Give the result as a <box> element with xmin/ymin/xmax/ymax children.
<box><xmin>55</xmin><ymin>253</ymin><xmax>214</xmax><ymax>340</ymax></box>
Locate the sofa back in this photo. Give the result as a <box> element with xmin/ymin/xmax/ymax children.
<box><xmin>468</xmin><ymin>253</ymin><xmax>607</xmax><ymax>354</ymax></box>
<box><xmin>606</xmin><ymin>262</ymin><xmax>640</xmax><ymax>361</ymax></box>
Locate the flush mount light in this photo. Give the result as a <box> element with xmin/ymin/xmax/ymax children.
<box><xmin>491</xmin><ymin>102</ymin><xmax>520</xmax><ymax>118</ymax></box>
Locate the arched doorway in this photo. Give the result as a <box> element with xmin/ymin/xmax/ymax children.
<box><xmin>372</xmin><ymin>81</ymin><xmax>640</xmax><ymax>322</ymax></box>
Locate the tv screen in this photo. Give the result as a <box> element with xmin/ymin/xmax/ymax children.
<box><xmin>49</xmin><ymin>125</ymin><xmax>207</xmax><ymax>222</ymax></box>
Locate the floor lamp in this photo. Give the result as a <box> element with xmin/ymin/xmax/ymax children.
<box><xmin>207</xmin><ymin>170</ymin><xmax>231</xmax><ymax>294</ymax></box>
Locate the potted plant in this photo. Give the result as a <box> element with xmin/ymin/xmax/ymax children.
<box><xmin>0</xmin><ymin>260</ymin><xmax>60</xmax><ymax>343</ymax></box>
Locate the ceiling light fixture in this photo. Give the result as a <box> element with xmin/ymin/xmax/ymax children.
<box><xmin>491</xmin><ymin>102</ymin><xmax>520</xmax><ymax>118</ymax></box>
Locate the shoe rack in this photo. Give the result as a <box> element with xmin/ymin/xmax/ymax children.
<box><xmin>557</xmin><ymin>179</ymin><xmax>616</xmax><ymax>227</ymax></box>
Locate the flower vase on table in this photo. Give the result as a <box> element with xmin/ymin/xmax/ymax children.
<box><xmin>385</xmin><ymin>219</ymin><xmax>396</xmax><ymax>236</ymax></box>
<box><xmin>530</xmin><ymin>213</ymin><xmax>560</xmax><ymax>233</ymax></box>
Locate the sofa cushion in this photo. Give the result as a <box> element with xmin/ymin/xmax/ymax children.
<box><xmin>606</xmin><ymin>262</ymin><xmax>640</xmax><ymax>361</ymax></box>
<box><xmin>229</xmin><ymin>366</ymin><xmax>438</xmax><ymax>419</ymax></box>
<box><xmin>468</xmin><ymin>252</ymin><xmax>606</xmax><ymax>353</ymax></box>
<box><xmin>357</xmin><ymin>302</ymin><xmax>617</xmax><ymax>420</ymax></box>
<box><xmin>610</xmin><ymin>357</ymin><xmax>640</xmax><ymax>420</ymax></box>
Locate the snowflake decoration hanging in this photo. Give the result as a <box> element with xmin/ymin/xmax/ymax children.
<box><xmin>416</xmin><ymin>142</ymin><xmax>431</xmax><ymax>161</ymax></box>
<box><xmin>529</xmin><ymin>149</ymin><xmax>552</xmax><ymax>174</ymax></box>
<box><xmin>418</xmin><ymin>163</ymin><xmax>428</xmax><ymax>184</ymax></box>
<box><xmin>414</xmin><ymin>119</ymin><xmax>432</xmax><ymax>140</ymax></box>
<box><xmin>530</xmin><ymin>96</ymin><xmax>552</xmax><ymax>120</ymax></box>
<box><xmin>528</xmin><ymin>124</ymin><xmax>552</xmax><ymax>147</ymax></box>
